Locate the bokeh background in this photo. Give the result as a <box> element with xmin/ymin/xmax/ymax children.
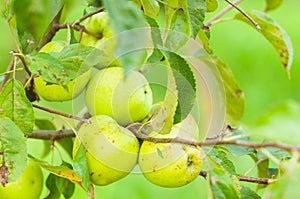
<box><xmin>0</xmin><ymin>0</ymin><xmax>299</xmax><ymax>198</ymax></box>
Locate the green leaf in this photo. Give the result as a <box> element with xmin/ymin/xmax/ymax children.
<box><xmin>209</xmin><ymin>55</ymin><xmax>245</xmax><ymax>123</ymax></box>
<box><xmin>149</xmin><ymin>56</ymin><xmax>178</xmax><ymax>134</ymax></box>
<box><xmin>0</xmin><ymin>79</ymin><xmax>34</xmax><ymax>135</ymax></box>
<box><xmin>73</xmin><ymin>143</ymin><xmax>90</xmax><ymax>192</ymax></box>
<box><xmin>45</xmin><ymin>174</ymin><xmax>61</xmax><ymax>199</ymax></box>
<box><xmin>206</xmin><ymin>0</ymin><xmax>219</xmax><ymax>12</ymax></box>
<box><xmin>234</xmin><ymin>10</ymin><xmax>293</xmax><ymax>71</ymax></box>
<box><xmin>103</xmin><ymin>0</ymin><xmax>148</xmax><ymax>72</ymax></box>
<box><xmin>208</xmin><ymin>147</ymin><xmax>236</xmax><ymax>175</ymax></box>
<box><xmin>26</xmin><ymin>43</ymin><xmax>98</xmax><ymax>85</ymax></box>
<box><xmin>165</xmin><ymin>8</ymin><xmax>190</xmax><ymax>51</ymax></box>
<box><xmin>144</xmin><ymin>15</ymin><xmax>163</xmax><ymax>47</ymax></box>
<box><xmin>162</xmin><ymin>51</ymin><xmax>196</xmax><ymax>124</ymax></box>
<box><xmin>54</xmin><ymin>43</ymin><xmax>98</xmax><ymax>74</ymax></box>
<box><xmin>0</xmin><ymin>117</ymin><xmax>27</xmax><ymax>183</ymax></box>
<box><xmin>255</xmin><ymin>158</ymin><xmax>270</xmax><ymax>190</ymax></box>
<box><xmin>248</xmin><ymin>100</ymin><xmax>300</xmax><ymax>145</ymax></box>
<box><xmin>164</xmin><ymin>0</ymin><xmax>178</xmax><ymax>29</ymax></box>
<box><xmin>209</xmin><ymin>167</ymin><xmax>240</xmax><ymax>199</ymax></box>
<box><xmin>240</xmin><ymin>186</ymin><xmax>261</xmax><ymax>199</ymax></box>
<box><xmin>45</xmin><ymin>173</ymin><xmax>75</xmax><ymax>199</ymax></box>
<box><xmin>1</xmin><ymin>0</ymin><xmax>15</xmax><ymax>21</ymax></box>
<box><xmin>144</xmin><ymin>16</ymin><xmax>164</xmax><ymax>63</ymax></box>
<box><xmin>141</xmin><ymin>0</ymin><xmax>160</xmax><ymax>19</ymax></box>
<box><xmin>265</xmin><ymin>0</ymin><xmax>283</xmax><ymax>12</ymax></box>
<box><xmin>14</xmin><ymin>0</ymin><xmax>64</xmax><ymax>52</ymax></box>
<box><xmin>187</xmin><ymin>0</ymin><xmax>206</xmax><ymax>38</ymax></box>
<box><xmin>198</xmin><ymin>28</ymin><xmax>211</xmax><ymax>53</ymax></box>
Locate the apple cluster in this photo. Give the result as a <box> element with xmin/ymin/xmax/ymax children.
<box><xmin>33</xmin><ymin>12</ymin><xmax>203</xmax><ymax>188</ymax></box>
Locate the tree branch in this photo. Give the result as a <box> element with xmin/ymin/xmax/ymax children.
<box><xmin>74</xmin><ymin>8</ymin><xmax>104</xmax><ymax>24</ymax></box>
<box><xmin>36</xmin><ymin>8</ymin><xmax>104</xmax><ymax>51</ymax></box>
<box><xmin>56</xmin><ymin>23</ymin><xmax>102</xmax><ymax>39</ymax></box>
<box><xmin>204</xmin><ymin>0</ymin><xmax>242</xmax><ymax>28</ymax></box>
<box><xmin>28</xmin><ymin>129</ymin><xmax>75</xmax><ymax>140</ymax></box>
<box><xmin>32</xmin><ymin>104</ymin><xmax>91</xmax><ymax>124</ymax></box>
<box><xmin>28</xmin><ymin>123</ymin><xmax>300</xmax><ymax>153</ymax></box>
<box><xmin>127</xmin><ymin>124</ymin><xmax>300</xmax><ymax>153</ymax></box>
<box><xmin>199</xmin><ymin>170</ymin><xmax>276</xmax><ymax>185</ymax></box>
<box><xmin>133</xmin><ymin>132</ymin><xmax>300</xmax><ymax>153</ymax></box>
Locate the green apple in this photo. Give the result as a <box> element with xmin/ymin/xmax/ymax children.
<box><xmin>81</xmin><ymin>12</ymin><xmax>119</xmax><ymax>68</ymax></box>
<box><xmin>34</xmin><ymin>41</ymin><xmax>91</xmax><ymax>101</ymax></box>
<box><xmin>76</xmin><ymin>115</ymin><xmax>140</xmax><ymax>185</ymax></box>
<box><xmin>85</xmin><ymin>67</ymin><xmax>153</xmax><ymax>125</ymax></box>
<box><xmin>0</xmin><ymin>160</ymin><xmax>43</xmax><ymax>199</ymax></box>
<box><xmin>138</xmin><ymin>126</ymin><xmax>203</xmax><ymax>188</ymax></box>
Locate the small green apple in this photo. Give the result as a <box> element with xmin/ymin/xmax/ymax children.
<box><xmin>77</xmin><ymin>115</ymin><xmax>140</xmax><ymax>185</ymax></box>
<box><xmin>138</xmin><ymin>126</ymin><xmax>203</xmax><ymax>188</ymax></box>
<box><xmin>85</xmin><ymin>67</ymin><xmax>153</xmax><ymax>125</ymax></box>
<box><xmin>0</xmin><ymin>160</ymin><xmax>43</xmax><ymax>199</ymax></box>
<box><xmin>81</xmin><ymin>12</ymin><xmax>119</xmax><ymax>68</ymax></box>
<box><xmin>34</xmin><ymin>41</ymin><xmax>91</xmax><ymax>101</ymax></box>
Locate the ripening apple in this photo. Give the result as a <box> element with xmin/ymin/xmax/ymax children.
<box><xmin>76</xmin><ymin>115</ymin><xmax>140</xmax><ymax>185</ymax></box>
<box><xmin>85</xmin><ymin>67</ymin><xmax>153</xmax><ymax>125</ymax></box>
<box><xmin>0</xmin><ymin>160</ymin><xmax>43</xmax><ymax>199</ymax></box>
<box><xmin>80</xmin><ymin>12</ymin><xmax>119</xmax><ymax>68</ymax></box>
<box><xmin>34</xmin><ymin>41</ymin><xmax>91</xmax><ymax>101</ymax></box>
<box><xmin>138</xmin><ymin>126</ymin><xmax>203</xmax><ymax>188</ymax></box>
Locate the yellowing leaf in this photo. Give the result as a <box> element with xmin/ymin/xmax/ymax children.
<box><xmin>30</xmin><ymin>158</ymin><xmax>82</xmax><ymax>185</ymax></box>
<box><xmin>235</xmin><ymin>10</ymin><xmax>293</xmax><ymax>72</ymax></box>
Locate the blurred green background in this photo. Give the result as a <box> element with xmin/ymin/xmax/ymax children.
<box><xmin>1</xmin><ymin>0</ymin><xmax>300</xmax><ymax>198</ymax></box>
